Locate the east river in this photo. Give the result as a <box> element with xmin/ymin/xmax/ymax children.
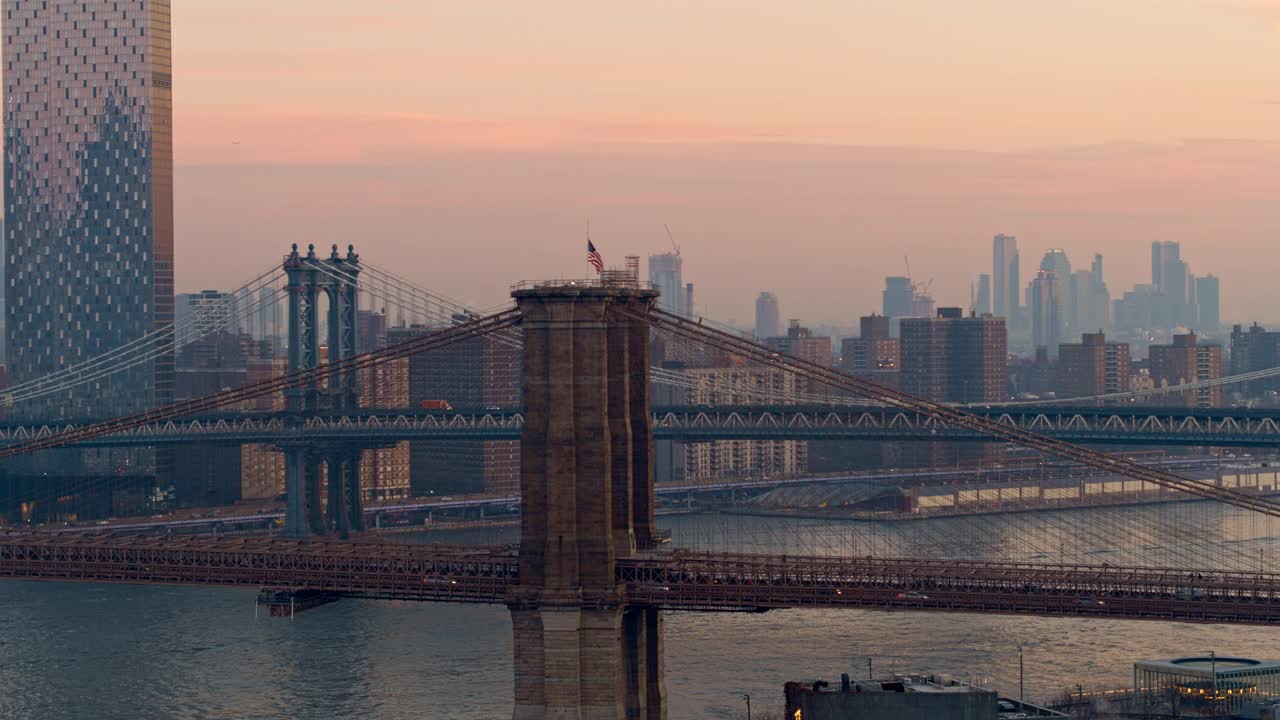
<box><xmin>2</xmin><ymin>506</ymin><xmax>1278</xmax><ymax>719</ymax></box>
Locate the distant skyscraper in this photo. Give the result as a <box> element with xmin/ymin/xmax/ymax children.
<box><xmin>1039</xmin><ymin>249</ymin><xmax>1073</xmax><ymax>332</ymax></box>
<box><xmin>1151</xmin><ymin>241</ymin><xmax>1191</xmax><ymax>327</ymax></box>
<box><xmin>258</xmin><ymin>287</ymin><xmax>281</xmax><ymax>343</ymax></box>
<box><xmin>1151</xmin><ymin>241</ymin><xmax>1180</xmax><ymax>291</ymax></box>
<box><xmin>4</xmin><ymin>1</ymin><xmax>175</xmax><ymax>419</ymax></box>
<box><xmin>882</xmin><ymin>277</ymin><xmax>913</xmax><ymax>319</ymax></box>
<box><xmin>992</xmin><ymin>234</ymin><xmax>1018</xmax><ymax>319</ymax></box>
<box><xmin>1029</xmin><ymin>270</ymin><xmax>1065</xmax><ymax>355</ymax></box>
<box><xmin>1196</xmin><ymin>275</ymin><xmax>1220</xmax><ymax>331</ymax></box>
<box><xmin>972</xmin><ymin>274</ymin><xmax>992</xmax><ymax>315</ymax></box>
<box><xmin>648</xmin><ymin>252</ymin><xmax>686</xmax><ymax>316</ymax></box>
<box><xmin>755</xmin><ymin>292</ymin><xmax>781</xmax><ymax>339</ymax></box>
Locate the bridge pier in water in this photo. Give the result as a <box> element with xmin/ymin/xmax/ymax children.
<box><xmin>509</xmin><ymin>282</ymin><xmax>666</xmax><ymax>720</ymax></box>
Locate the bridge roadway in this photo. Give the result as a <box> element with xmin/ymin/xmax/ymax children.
<box><xmin>6</xmin><ymin>404</ymin><xmax>1280</xmax><ymax>449</ymax></box>
<box><xmin>63</xmin><ymin>456</ymin><xmax>1228</xmax><ymax>536</ymax></box>
<box><xmin>4</xmin><ymin>533</ymin><xmax>1280</xmax><ymax>625</ymax></box>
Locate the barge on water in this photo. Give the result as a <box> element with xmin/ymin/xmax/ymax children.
<box><xmin>256</xmin><ymin>588</ymin><xmax>340</xmax><ymax>618</ymax></box>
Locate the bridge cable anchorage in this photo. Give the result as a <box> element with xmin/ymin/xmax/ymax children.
<box><xmin>0</xmin><ymin>307</ymin><xmax>521</xmax><ymax>461</ymax></box>
<box><xmin>1</xmin><ymin>266</ymin><xmax>285</xmax><ymax>406</ymax></box>
<box><xmin>624</xmin><ymin>306</ymin><xmax>1280</xmax><ymax>520</ymax></box>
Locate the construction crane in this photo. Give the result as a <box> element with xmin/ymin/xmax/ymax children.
<box><xmin>903</xmin><ymin>255</ymin><xmax>933</xmax><ymax>297</ymax></box>
<box><xmin>665</xmin><ymin>224</ymin><xmax>680</xmax><ymax>256</ymax></box>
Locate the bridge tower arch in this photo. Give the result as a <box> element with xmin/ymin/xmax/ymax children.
<box><xmin>509</xmin><ymin>281</ymin><xmax>666</xmax><ymax>720</ymax></box>
<box><xmin>282</xmin><ymin>243</ymin><xmax>365</xmax><ymax>537</ymax></box>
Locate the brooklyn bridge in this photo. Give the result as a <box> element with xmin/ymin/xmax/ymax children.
<box><xmin>3</xmin><ymin>245</ymin><xmax>1280</xmax><ymax>719</ymax></box>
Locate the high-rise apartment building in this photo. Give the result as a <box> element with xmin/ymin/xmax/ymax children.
<box><xmin>839</xmin><ymin>315</ymin><xmax>899</xmax><ymax>389</ymax></box>
<box><xmin>1229</xmin><ymin>323</ymin><xmax>1280</xmax><ymax>397</ymax></box>
<box><xmin>1029</xmin><ymin>270</ymin><xmax>1065</xmax><ymax>355</ymax></box>
<box><xmin>755</xmin><ymin>292</ymin><xmax>781</xmax><ymax>339</ymax></box>
<box><xmin>648</xmin><ymin>252</ymin><xmax>687</xmax><ymax>316</ymax></box>
<box><xmin>767</xmin><ymin>320</ymin><xmax>833</xmax><ymax>367</ymax></box>
<box><xmin>4</xmin><ymin>1</ymin><xmax>175</xmax><ymax>420</ymax></box>
<box><xmin>1057</xmin><ymin>332</ymin><xmax>1130</xmax><ymax>402</ymax></box>
<box><xmin>899</xmin><ymin>309</ymin><xmax>1006</xmax><ymax>403</ymax></box>
<box><xmin>992</xmin><ymin>234</ymin><xmax>1018</xmax><ymax>319</ymax></box>
<box><xmin>1149</xmin><ymin>333</ymin><xmax>1222</xmax><ymax>408</ymax></box>
<box><xmin>390</xmin><ymin>324</ymin><xmax>521</xmax><ymax>495</ymax></box>
<box><xmin>680</xmin><ymin>366</ymin><xmax>806</xmax><ymax>482</ymax></box>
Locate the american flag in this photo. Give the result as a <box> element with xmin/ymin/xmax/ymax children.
<box><xmin>587</xmin><ymin>240</ymin><xmax>604</xmax><ymax>274</ymax></box>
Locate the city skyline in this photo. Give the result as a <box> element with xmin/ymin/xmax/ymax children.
<box><xmin>152</xmin><ymin>1</ymin><xmax>1280</xmax><ymax>326</ymax></box>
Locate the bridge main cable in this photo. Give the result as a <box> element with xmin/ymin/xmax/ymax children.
<box><xmin>634</xmin><ymin>306</ymin><xmax>1280</xmax><ymax>519</ymax></box>
<box><xmin>0</xmin><ymin>307</ymin><xmax>521</xmax><ymax>461</ymax></box>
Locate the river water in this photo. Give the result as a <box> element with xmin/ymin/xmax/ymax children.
<box><xmin>2</xmin><ymin>507</ymin><xmax>1277</xmax><ymax>720</ymax></box>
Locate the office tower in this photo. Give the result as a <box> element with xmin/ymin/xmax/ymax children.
<box><xmin>755</xmin><ymin>292</ymin><xmax>781</xmax><ymax>339</ymax></box>
<box><xmin>4</xmin><ymin>1</ymin><xmax>175</xmax><ymax>420</ymax></box>
<box><xmin>992</xmin><ymin>234</ymin><xmax>1018</xmax><ymax>318</ymax></box>
<box><xmin>1149</xmin><ymin>333</ymin><xmax>1222</xmax><ymax>407</ymax></box>
<box><xmin>1038</xmin><ymin>249</ymin><xmax>1072</xmax><ymax>330</ymax></box>
<box><xmin>972</xmin><ymin>274</ymin><xmax>992</xmax><ymax>316</ymax></box>
<box><xmin>1151</xmin><ymin>241</ymin><xmax>1190</xmax><ymax>327</ymax></box>
<box><xmin>1151</xmin><ymin>241</ymin><xmax>1179</xmax><ymax>291</ymax></box>
<box><xmin>1057</xmin><ymin>332</ymin><xmax>1130</xmax><ymax>402</ymax></box>
<box><xmin>648</xmin><ymin>252</ymin><xmax>686</xmax><ymax>316</ymax></box>
<box><xmin>258</xmin><ymin>286</ymin><xmax>280</xmax><ymax>345</ymax></box>
<box><xmin>1196</xmin><ymin>275</ymin><xmax>1220</xmax><ymax>331</ymax></box>
<box><xmin>1029</xmin><ymin>270</ymin><xmax>1065</xmax><ymax>356</ymax></box>
<box><xmin>899</xmin><ymin>309</ymin><xmax>1006</xmax><ymax>404</ymax></box>
<box><xmin>882</xmin><ymin>277</ymin><xmax>913</xmax><ymax>318</ymax></box>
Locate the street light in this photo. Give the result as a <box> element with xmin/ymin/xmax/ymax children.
<box><xmin>1019</xmin><ymin>643</ymin><xmax>1025</xmax><ymax>703</ymax></box>
<box><xmin>743</xmin><ymin>693</ymin><xmax>752</xmax><ymax>720</ymax></box>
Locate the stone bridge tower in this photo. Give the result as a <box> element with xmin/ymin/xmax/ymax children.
<box><xmin>508</xmin><ymin>281</ymin><xmax>666</xmax><ymax>720</ymax></box>
<box><xmin>282</xmin><ymin>243</ymin><xmax>365</xmax><ymax>538</ymax></box>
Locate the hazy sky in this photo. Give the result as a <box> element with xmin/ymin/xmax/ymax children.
<box><xmin>173</xmin><ymin>0</ymin><xmax>1280</xmax><ymax>326</ymax></box>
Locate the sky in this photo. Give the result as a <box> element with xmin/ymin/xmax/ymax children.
<box><xmin>173</xmin><ymin>0</ymin><xmax>1280</xmax><ymax>326</ymax></box>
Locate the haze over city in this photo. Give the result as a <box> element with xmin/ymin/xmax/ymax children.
<box><xmin>7</xmin><ymin>2</ymin><xmax>1280</xmax><ymax>719</ymax></box>
<box><xmin>174</xmin><ymin>0</ymin><xmax>1280</xmax><ymax>324</ymax></box>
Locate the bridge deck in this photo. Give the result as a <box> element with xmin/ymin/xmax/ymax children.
<box><xmin>3</xmin><ymin>533</ymin><xmax>1279</xmax><ymax>625</ymax></box>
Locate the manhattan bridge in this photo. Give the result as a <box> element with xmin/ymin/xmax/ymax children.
<box><xmin>3</xmin><ymin>244</ymin><xmax>1280</xmax><ymax>718</ymax></box>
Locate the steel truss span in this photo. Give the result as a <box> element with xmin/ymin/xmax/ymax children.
<box><xmin>632</xmin><ymin>307</ymin><xmax>1280</xmax><ymax>519</ymax></box>
<box><xmin>4</xmin><ymin>534</ymin><xmax>1280</xmax><ymax>625</ymax></box>
<box><xmin>0</xmin><ymin>308</ymin><xmax>520</xmax><ymax>461</ymax></box>
<box><xmin>10</xmin><ymin>404</ymin><xmax>1280</xmax><ymax>449</ymax></box>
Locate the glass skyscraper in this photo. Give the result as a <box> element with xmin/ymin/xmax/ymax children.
<box><xmin>4</xmin><ymin>1</ymin><xmax>175</xmax><ymax>420</ymax></box>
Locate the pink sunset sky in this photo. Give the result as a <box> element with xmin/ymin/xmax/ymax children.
<box><xmin>173</xmin><ymin>0</ymin><xmax>1280</xmax><ymax>326</ymax></box>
